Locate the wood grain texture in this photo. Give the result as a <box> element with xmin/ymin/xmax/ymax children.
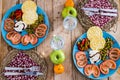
<box><xmin>109</xmin><ymin>0</ymin><xmax>120</xmax><ymax>79</ymax></box>
<box><xmin>37</xmin><ymin>0</ymin><xmax>54</xmax><ymax>80</ymax></box>
<box><xmin>0</xmin><ymin>0</ymin><xmax>18</xmax><ymax>65</ymax></box>
<box><xmin>109</xmin><ymin>0</ymin><xmax>120</xmax><ymax>41</ymax></box>
<box><xmin>52</xmin><ymin>0</ymin><xmax>74</xmax><ymax>80</ymax></box>
<box><xmin>0</xmin><ymin>0</ymin><xmax>120</xmax><ymax>80</ymax></box>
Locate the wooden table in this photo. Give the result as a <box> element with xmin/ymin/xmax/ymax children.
<box><xmin>0</xmin><ymin>0</ymin><xmax>120</xmax><ymax>80</ymax></box>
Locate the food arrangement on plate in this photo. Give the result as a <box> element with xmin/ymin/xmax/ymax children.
<box><xmin>73</xmin><ymin>26</ymin><xmax>120</xmax><ymax>79</ymax></box>
<box><xmin>0</xmin><ymin>50</ymin><xmax>47</xmax><ymax>80</ymax></box>
<box><xmin>1</xmin><ymin>0</ymin><xmax>49</xmax><ymax>50</ymax></box>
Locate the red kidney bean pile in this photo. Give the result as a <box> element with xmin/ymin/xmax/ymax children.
<box><xmin>4</xmin><ymin>52</ymin><xmax>41</xmax><ymax>80</ymax></box>
<box><xmin>84</xmin><ymin>0</ymin><xmax>115</xmax><ymax>27</ymax></box>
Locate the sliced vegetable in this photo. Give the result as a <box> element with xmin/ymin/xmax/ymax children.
<box><xmin>92</xmin><ymin>65</ymin><xmax>100</xmax><ymax>78</ymax></box>
<box><xmin>29</xmin><ymin>34</ymin><xmax>38</xmax><ymax>45</ymax></box>
<box><xmin>100</xmin><ymin>63</ymin><xmax>109</xmax><ymax>74</ymax></box>
<box><xmin>104</xmin><ymin>59</ymin><xmax>116</xmax><ymax>69</ymax></box>
<box><xmin>11</xmin><ymin>33</ymin><xmax>21</xmax><ymax>44</ymax></box>
<box><xmin>109</xmin><ymin>48</ymin><xmax>120</xmax><ymax>61</ymax></box>
<box><xmin>6</xmin><ymin>31</ymin><xmax>17</xmax><ymax>40</ymax></box>
<box><xmin>77</xmin><ymin>38</ymin><xmax>90</xmax><ymax>51</ymax></box>
<box><xmin>35</xmin><ymin>24</ymin><xmax>47</xmax><ymax>38</ymax></box>
<box><xmin>9</xmin><ymin>9</ymin><xmax>23</xmax><ymax>21</ymax></box>
<box><xmin>77</xmin><ymin>60</ymin><xmax>87</xmax><ymax>68</ymax></box>
<box><xmin>21</xmin><ymin>34</ymin><xmax>30</xmax><ymax>45</ymax></box>
<box><xmin>100</xmin><ymin>59</ymin><xmax>116</xmax><ymax>74</ymax></box>
<box><xmin>76</xmin><ymin>51</ymin><xmax>87</xmax><ymax>67</ymax></box>
<box><xmin>84</xmin><ymin>64</ymin><xmax>100</xmax><ymax>78</ymax></box>
<box><xmin>84</xmin><ymin>64</ymin><xmax>93</xmax><ymax>76</ymax></box>
<box><xmin>4</xmin><ymin>18</ymin><xmax>15</xmax><ymax>32</ymax></box>
<box><xmin>6</xmin><ymin>31</ymin><xmax>21</xmax><ymax>44</ymax></box>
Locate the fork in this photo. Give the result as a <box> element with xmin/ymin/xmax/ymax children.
<box><xmin>4</xmin><ymin>71</ymin><xmax>43</xmax><ymax>76</ymax></box>
<box><xmin>5</xmin><ymin>66</ymin><xmax>40</xmax><ymax>71</ymax></box>
<box><xmin>85</xmin><ymin>11</ymin><xmax>117</xmax><ymax>17</ymax></box>
<box><xmin>82</xmin><ymin>7</ymin><xmax>117</xmax><ymax>13</ymax></box>
<box><xmin>84</xmin><ymin>11</ymin><xmax>99</xmax><ymax>16</ymax></box>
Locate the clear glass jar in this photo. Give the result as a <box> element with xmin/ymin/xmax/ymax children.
<box><xmin>50</xmin><ymin>35</ymin><xmax>64</xmax><ymax>50</ymax></box>
<box><xmin>63</xmin><ymin>16</ymin><xmax>77</xmax><ymax>31</ymax></box>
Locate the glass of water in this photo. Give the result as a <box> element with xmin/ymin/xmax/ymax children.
<box><xmin>50</xmin><ymin>35</ymin><xmax>64</xmax><ymax>50</ymax></box>
<box><xmin>63</xmin><ymin>16</ymin><xmax>77</xmax><ymax>31</ymax></box>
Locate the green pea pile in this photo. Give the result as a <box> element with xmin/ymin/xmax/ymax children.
<box><xmin>100</xmin><ymin>38</ymin><xmax>113</xmax><ymax>60</ymax></box>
